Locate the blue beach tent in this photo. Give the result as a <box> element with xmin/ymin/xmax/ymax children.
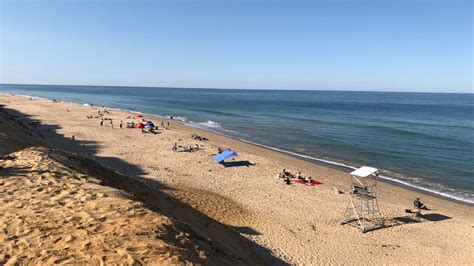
<box><xmin>213</xmin><ymin>149</ymin><xmax>237</xmax><ymax>163</ymax></box>
<box><xmin>145</xmin><ymin>121</ymin><xmax>155</xmax><ymax>128</ymax></box>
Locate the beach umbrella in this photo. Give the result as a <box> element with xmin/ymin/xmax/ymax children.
<box><xmin>145</xmin><ymin>121</ymin><xmax>155</xmax><ymax>128</ymax></box>
<box><xmin>135</xmin><ymin>122</ymin><xmax>145</xmax><ymax>129</ymax></box>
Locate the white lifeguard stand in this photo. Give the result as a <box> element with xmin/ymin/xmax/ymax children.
<box><xmin>341</xmin><ymin>166</ymin><xmax>383</xmax><ymax>232</ymax></box>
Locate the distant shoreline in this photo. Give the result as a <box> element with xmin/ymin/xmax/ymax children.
<box><xmin>1</xmin><ymin>83</ymin><xmax>472</xmax><ymax>94</ymax></box>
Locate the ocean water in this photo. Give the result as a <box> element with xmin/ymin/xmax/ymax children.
<box><xmin>1</xmin><ymin>84</ymin><xmax>473</xmax><ymax>203</ymax></box>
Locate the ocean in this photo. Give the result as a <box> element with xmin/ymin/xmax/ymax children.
<box><xmin>1</xmin><ymin>84</ymin><xmax>473</xmax><ymax>203</ymax></box>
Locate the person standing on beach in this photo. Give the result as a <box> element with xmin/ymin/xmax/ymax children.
<box><xmin>100</xmin><ymin>119</ymin><xmax>104</xmax><ymax>126</ymax></box>
<box><xmin>120</xmin><ymin>120</ymin><xmax>123</xmax><ymax>129</ymax></box>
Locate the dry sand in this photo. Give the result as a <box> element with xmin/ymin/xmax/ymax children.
<box><xmin>1</xmin><ymin>94</ymin><xmax>473</xmax><ymax>265</ymax></box>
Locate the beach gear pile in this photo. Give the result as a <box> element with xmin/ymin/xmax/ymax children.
<box><xmin>278</xmin><ymin>169</ymin><xmax>323</xmax><ymax>186</ymax></box>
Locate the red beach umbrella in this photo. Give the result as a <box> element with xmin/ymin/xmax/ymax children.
<box><xmin>135</xmin><ymin>122</ymin><xmax>145</xmax><ymax>129</ymax></box>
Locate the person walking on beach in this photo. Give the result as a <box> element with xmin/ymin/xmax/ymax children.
<box><xmin>100</xmin><ymin>119</ymin><xmax>104</xmax><ymax>126</ymax></box>
<box><xmin>120</xmin><ymin>120</ymin><xmax>123</xmax><ymax>129</ymax></box>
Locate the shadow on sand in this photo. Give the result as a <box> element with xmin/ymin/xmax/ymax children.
<box><xmin>362</xmin><ymin>212</ymin><xmax>453</xmax><ymax>233</ymax></box>
<box><xmin>0</xmin><ymin>104</ymin><xmax>287</xmax><ymax>265</ymax></box>
<box><xmin>222</xmin><ymin>160</ymin><xmax>255</xmax><ymax>167</ymax></box>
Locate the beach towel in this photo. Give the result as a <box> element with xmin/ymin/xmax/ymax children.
<box><xmin>293</xmin><ymin>179</ymin><xmax>323</xmax><ymax>186</ymax></box>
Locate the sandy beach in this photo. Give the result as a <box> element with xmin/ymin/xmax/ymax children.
<box><xmin>1</xmin><ymin>94</ymin><xmax>473</xmax><ymax>265</ymax></box>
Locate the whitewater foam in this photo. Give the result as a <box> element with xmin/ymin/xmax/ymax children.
<box><xmin>198</xmin><ymin>120</ymin><xmax>221</xmax><ymax>128</ymax></box>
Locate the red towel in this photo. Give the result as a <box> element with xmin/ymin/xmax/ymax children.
<box><xmin>293</xmin><ymin>179</ymin><xmax>323</xmax><ymax>186</ymax></box>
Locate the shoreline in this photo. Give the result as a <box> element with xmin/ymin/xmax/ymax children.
<box><xmin>2</xmin><ymin>93</ymin><xmax>473</xmax><ymax>265</ymax></box>
<box><xmin>192</xmin><ymin>125</ymin><xmax>474</xmax><ymax>206</ymax></box>
<box><xmin>4</xmin><ymin>92</ymin><xmax>472</xmax><ymax>205</ymax></box>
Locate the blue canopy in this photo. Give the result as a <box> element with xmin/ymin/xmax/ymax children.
<box><xmin>145</xmin><ymin>121</ymin><xmax>155</xmax><ymax>128</ymax></box>
<box><xmin>213</xmin><ymin>149</ymin><xmax>237</xmax><ymax>163</ymax></box>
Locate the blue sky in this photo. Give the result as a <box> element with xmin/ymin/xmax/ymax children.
<box><xmin>0</xmin><ymin>0</ymin><xmax>472</xmax><ymax>92</ymax></box>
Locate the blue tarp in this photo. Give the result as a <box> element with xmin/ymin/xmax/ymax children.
<box><xmin>213</xmin><ymin>149</ymin><xmax>237</xmax><ymax>163</ymax></box>
<box><xmin>145</xmin><ymin>121</ymin><xmax>155</xmax><ymax>128</ymax></box>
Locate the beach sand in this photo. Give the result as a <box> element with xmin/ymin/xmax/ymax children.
<box><xmin>1</xmin><ymin>94</ymin><xmax>473</xmax><ymax>265</ymax></box>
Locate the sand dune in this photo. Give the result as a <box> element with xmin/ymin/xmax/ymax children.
<box><xmin>0</xmin><ymin>104</ymin><xmax>275</xmax><ymax>265</ymax></box>
<box><xmin>1</xmin><ymin>94</ymin><xmax>473</xmax><ymax>265</ymax></box>
<box><xmin>2</xmin><ymin>147</ymin><xmax>206</xmax><ymax>264</ymax></box>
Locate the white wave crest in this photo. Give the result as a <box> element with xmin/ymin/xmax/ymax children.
<box><xmin>198</xmin><ymin>120</ymin><xmax>221</xmax><ymax>128</ymax></box>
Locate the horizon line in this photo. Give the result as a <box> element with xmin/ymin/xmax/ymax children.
<box><xmin>0</xmin><ymin>82</ymin><xmax>472</xmax><ymax>94</ymax></box>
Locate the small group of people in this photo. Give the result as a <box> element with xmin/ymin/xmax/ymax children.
<box><xmin>278</xmin><ymin>169</ymin><xmax>313</xmax><ymax>185</ymax></box>
<box><xmin>173</xmin><ymin>143</ymin><xmax>200</xmax><ymax>152</ymax></box>
<box><xmin>184</xmin><ymin>144</ymin><xmax>200</xmax><ymax>152</ymax></box>
<box><xmin>192</xmin><ymin>134</ymin><xmax>209</xmax><ymax>141</ymax></box>
<box><xmin>141</xmin><ymin>127</ymin><xmax>158</xmax><ymax>134</ymax></box>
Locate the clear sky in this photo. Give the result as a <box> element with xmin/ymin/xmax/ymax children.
<box><xmin>0</xmin><ymin>0</ymin><xmax>472</xmax><ymax>92</ymax></box>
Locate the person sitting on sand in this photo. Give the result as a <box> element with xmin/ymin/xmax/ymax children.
<box><xmin>296</xmin><ymin>171</ymin><xmax>303</xmax><ymax>180</ymax></box>
<box><xmin>281</xmin><ymin>169</ymin><xmax>290</xmax><ymax>178</ymax></box>
<box><xmin>285</xmin><ymin>177</ymin><xmax>292</xmax><ymax>185</ymax></box>
<box><xmin>414</xmin><ymin>198</ymin><xmax>429</xmax><ymax>210</ymax></box>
